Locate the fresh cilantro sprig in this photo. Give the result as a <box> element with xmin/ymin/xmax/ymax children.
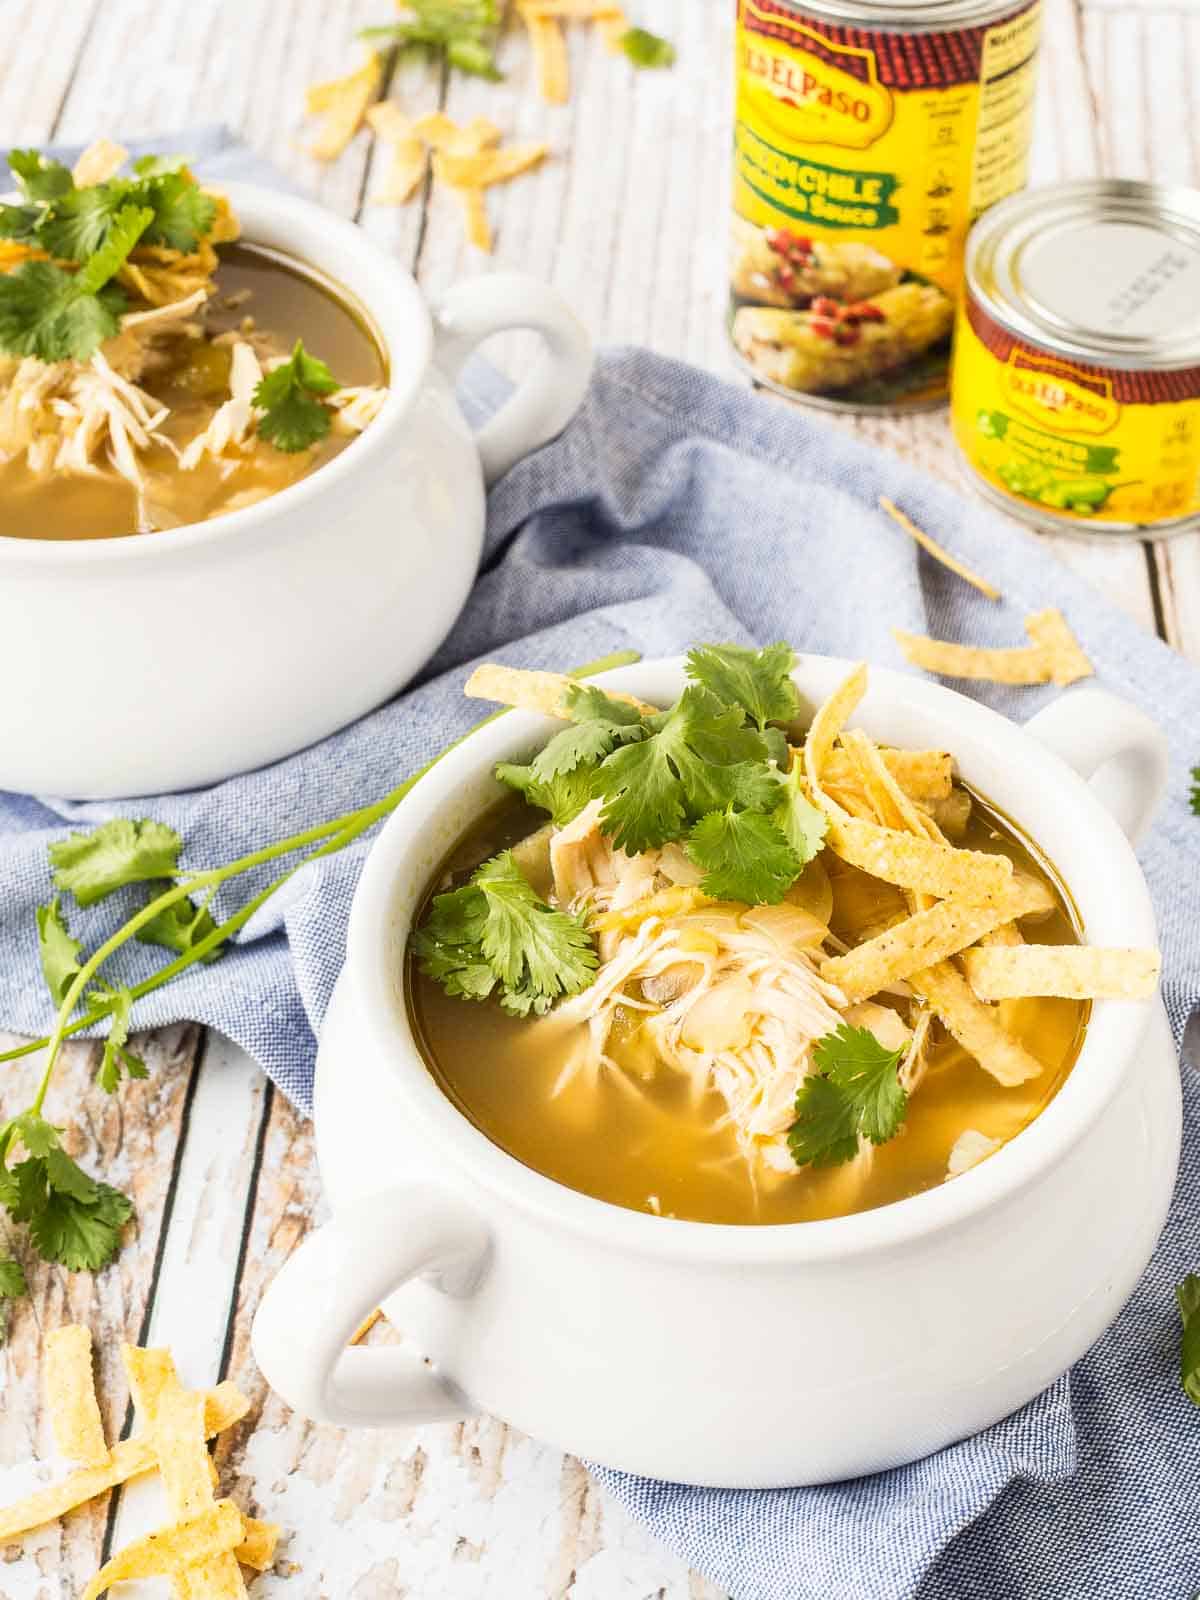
<box><xmin>619</xmin><ymin>27</ymin><xmax>676</xmax><ymax>69</ymax></box>
<box><xmin>414</xmin><ymin>850</ymin><xmax>597</xmax><ymax>1017</ymax></box>
<box><xmin>253</xmin><ymin>340</ymin><xmax>341</xmax><ymax>453</ymax></box>
<box><xmin>0</xmin><ymin>148</ymin><xmax>218</xmax><ymax>362</ymax></box>
<box><xmin>788</xmin><ymin>1024</ymin><xmax>908</xmax><ymax>1169</ymax></box>
<box><xmin>0</xmin><ymin>651</ymin><xmax>637</xmax><ymax>1327</ymax></box>
<box><xmin>361</xmin><ymin>0</ymin><xmax>502</xmax><ymax>80</ymax></box>
<box><xmin>1179</xmin><ymin>1275</ymin><xmax>1200</xmax><ymax>1407</ymax></box>
<box><xmin>1190</xmin><ymin>766</ymin><xmax>1200</xmax><ymax>817</ymax></box>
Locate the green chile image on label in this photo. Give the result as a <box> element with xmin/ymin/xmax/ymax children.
<box><xmin>735</xmin><ymin>125</ymin><xmax>901</xmax><ymax>230</ymax></box>
<box><xmin>975</xmin><ymin>410</ymin><xmax>1128</xmax><ymax>515</ymax></box>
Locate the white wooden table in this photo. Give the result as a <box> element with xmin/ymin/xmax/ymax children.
<box><xmin>0</xmin><ymin>2</ymin><xmax>1193</xmax><ymax>1594</ymax></box>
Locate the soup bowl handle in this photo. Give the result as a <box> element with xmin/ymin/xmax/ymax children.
<box><xmin>251</xmin><ymin>1186</ymin><xmax>488</xmax><ymax>1427</ymax></box>
<box><xmin>1023</xmin><ymin>687</ymin><xmax>1169</xmax><ymax>846</ymax></box>
<box><xmin>431</xmin><ymin>273</ymin><xmax>593</xmax><ymax>486</ymax></box>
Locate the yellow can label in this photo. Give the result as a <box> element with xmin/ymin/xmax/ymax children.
<box><xmin>951</xmin><ymin>298</ymin><xmax>1200</xmax><ymax>527</ymax></box>
<box><xmin>731</xmin><ymin>0</ymin><xmax>1042</xmax><ymax>408</ymax></box>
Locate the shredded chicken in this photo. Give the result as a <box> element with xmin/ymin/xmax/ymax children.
<box><xmin>946</xmin><ymin>1128</ymin><xmax>1001</xmax><ymax>1177</ymax></box>
<box><xmin>179</xmin><ymin>341</ymin><xmax>263</xmax><ymax>470</ymax></box>
<box><xmin>329</xmin><ymin>384</ymin><xmax>388</xmax><ymax>433</ymax></box>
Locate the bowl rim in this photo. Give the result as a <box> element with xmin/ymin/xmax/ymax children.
<box><xmin>344</xmin><ymin>653</ymin><xmax>1160</xmax><ymax>1264</ymax></box>
<box><xmin>0</xmin><ymin>179</ymin><xmax>433</xmax><ymax>566</ymax></box>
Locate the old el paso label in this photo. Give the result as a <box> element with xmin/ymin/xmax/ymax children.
<box><xmin>1000</xmin><ymin>351</ymin><xmax>1121</xmax><ymax>437</ymax></box>
<box><xmin>738</xmin><ymin>0</ymin><xmax>894</xmax><ymax>152</ymax></box>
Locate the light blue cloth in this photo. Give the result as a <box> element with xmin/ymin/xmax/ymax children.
<box><xmin>3</xmin><ymin>132</ymin><xmax>1198</xmax><ymax>1599</ymax></box>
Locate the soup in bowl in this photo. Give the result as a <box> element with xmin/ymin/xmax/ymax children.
<box><xmin>253</xmin><ymin>650</ymin><xmax>1178</xmax><ymax>1487</ymax></box>
<box><xmin>0</xmin><ymin>143</ymin><xmax>591</xmax><ymax>797</ymax></box>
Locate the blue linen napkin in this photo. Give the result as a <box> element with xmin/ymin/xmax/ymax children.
<box><xmin>3</xmin><ymin>132</ymin><xmax>1199</xmax><ymax>1599</ymax></box>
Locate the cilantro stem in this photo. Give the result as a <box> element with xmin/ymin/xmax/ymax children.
<box><xmin>9</xmin><ymin>650</ymin><xmax>640</xmax><ymax>1114</ymax></box>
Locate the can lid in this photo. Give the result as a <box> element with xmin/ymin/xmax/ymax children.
<box><xmin>968</xmin><ymin>179</ymin><xmax>1200</xmax><ymax>371</ymax></box>
<box><xmin>787</xmin><ymin>0</ymin><xmax>1031</xmax><ymax>27</ymax></box>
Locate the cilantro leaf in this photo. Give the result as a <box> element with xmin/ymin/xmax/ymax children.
<box><xmin>135</xmin><ymin>172</ymin><xmax>216</xmax><ymax>252</ymax></box>
<box><xmin>595</xmin><ymin>686</ymin><xmax>767</xmax><ymax>855</ymax></box>
<box><xmin>36</xmin><ymin>897</ymin><xmax>84</xmax><ymax>1006</ymax></box>
<box><xmin>0</xmin><ymin>1257</ymin><xmax>26</xmax><ymax>1299</ymax></box>
<box><xmin>72</xmin><ymin>203</ymin><xmax>153</xmax><ymax>294</ymax></box>
<box><xmin>772</xmin><ymin>757</ymin><xmax>828</xmax><ymax>866</ymax></box>
<box><xmin>88</xmin><ymin>985</ymin><xmax>148</xmax><ymax>1095</ymax></box>
<box><xmin>37</xmin><ymin>182</ymin><xmax>132</xmax><ymax>262</ymax></box>
<box><xmin>619</xmin><ymin>26</ymin><xmax>676</xmax><ymax>68</ymax></box>
<box><xmin>1178</xmin><ymin>1275</ymin><xmax>1200</xmax><ymax>1406</ymax></box>
<box><xmin>362</xmin><ymin>0</ymin><xmax>502</xmax><ymax>80</ymax></box>
<box><xmin>28</xmin><ymin>1178</ymin><xmax>132</xmax><ymax>1273</ymax></box>
<box><xmin>685</xmin><ymin>642</ymin><xmax>799</xmax><ymax>731</ymax></box>
<box><xmin>687</xmin><ymin>807</ymin><xmax>801</xmax><ymax>904</ymax></box>
<box><xmin>49</xmin><ymin>818</ymin><xmax>182</xmax><ymax>908</ymax></box>
<box><xmin>7</xmin><ymin>148</ymin><xmax>74</xmax><ymax>203</ymax></box>
<box><xmin>136</xmin><ymin>889</ymin><xmax>224</xmax><ymax>963</ymax></box>
<box><xmin>253</xmin><ymin>339</ymin><xmax>340</xmax><ymax>453</ymax></box>
<box><xmin>414</xmin><ymin>849</ymin><xmax>597</xmax><ymax>1017</ymax></box>
<box><xmin>0</xmin><ymin>202</ymin><xmax>45</xmax><ymax>244</ymax></box>
<box><xmin>7</xmin><ymin>1110</ymin><xmax>61</xmax><ymax>1159</ymax></box>
<box><xmin>495</xmin><ymin>759</ymin><xmax>599</xmax><ymax>827</ymax></box>
<box><xmin>788</xmin><ymin>1024</ymin><xmax>908</xmax><ymax>1169</ymax></box>
<box><xmin>132</xmin><ymin>154</ymin><xmax>189</xmax><ymax>178</ymax></box>
<box><xmin>1191</xmin><ymin>766</ymin><xmax>1200</xmax><ymax>817</ymax></box>
<box><xmin>0</xmin><ymin>259</ymin><xmax>126</xmax><ymax>362</ymax></box>
<box><xmin>531</xmin><ymin>685</ymin><xmax>646</xmax><ymax>782</ymax></box>
<box><xmin>0</xmin><ymin>1255</ymin><xmax>26</xmax><ymax>1344</ymax></box>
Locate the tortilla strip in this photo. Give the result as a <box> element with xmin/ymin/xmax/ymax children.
<box><xmin>521</xmin><ymin>8</ymin><xmax>571</xmax><ymax>102</ymax></box>
<box><xmin>878</xmin><ymin>497</ymin><xmax>1001</xmax><ymax>602</ymax></box>
<box><xmin>237</xmin><ymin>1517</ymin><xmax>282</xmax><ymax>1571</ymax></box>
<box><xmin>414</xmin><ymin>113</ymin><xmax>502</xmax><ymax>154</ymax></box>
<box><xmin>435</xmin><ymin>144</ymin><xmax>549</xmax><ymax>189</ymax></box>
<box><xmin>464</xmin><ymin>663</ymin><xmax>657</xmax><ymax>718</ymax></box>
<box><xmin>448</xmin><ymin>178</ymin><xmax>492</xmax><ymax>251</ymax></box>
<box><xmin>44</xmin><ymin>1326</ymin><xmax>108</xmax><ymax>1469</ymax></box>
<box><xmin>0</xmin><ymin>1382</ymin><xmax>248</xmax><ymax>1542</ymax></box>
<box><xmin>840</xmin><ymin>729</ymin><xmax>938</xmax><ymax>841</ymax></box>
<box><xmin>960</xmin><ymin>944</ymin><xmax>1161</xmax><ymax>1001</ymax></box>
<box><xmin>894</xmin><ymin>608</ymin><xmax>1093</xmax><ymax>688</ymax></box>
<box><xmin>350</xmin><ymin>1308</ymin><xmax>383</xmax><ymax>1346</ymax></box>
<box><xmin>820</xmin><ymin>875</ymin><xmax>1055</xmax><ymax>1003</ymax></box>
<box><xmin>909</xmin><ymin>961</ymin><xmax>1044</xmax><ymax>1086</ymax></box>
<box><xmin>593</xmin><ymin>885</ymin><xmax>713</xmax><ymax>935</ymax></box>
<box><xmin>306</xmin><ymin>54</ymin><xmax>381</xmax><ymax>161</ymax></box>
<box><xmin>1024</xmin><ymin>608</ymin><xmax>1095</xmax><ymax>687</ymax></box>
<box><xmin>366</xmin><ymin>103</ymin><xmax>427</xmax><ymax>205</ymax></box>
<box><xmin>823</xmin><ymin>747</ymin><xmax>952</xmax><ymax>802</ymax></box>
<box><xmin>82</xmin><ymin>1499</ymin><xmax>243</xmax><ymax>1600</ymax></box>
<box><xmin>72</xmin><ymin>139</ymin><xmax>129</xmax><ymax>189</ymax></box>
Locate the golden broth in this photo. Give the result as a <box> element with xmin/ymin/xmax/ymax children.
<box><xmin>0</xmin><ymin>243</ymin><xmax>386</xmax><ymax>541</ymax></box>
<box><xmin>408</xmin><ymin>794</ymin><xmax>1089</xmax><ymax>1227</ymax></box>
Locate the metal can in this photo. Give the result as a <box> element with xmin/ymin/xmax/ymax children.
<box><xmin>952</xmin><ymin>180</ymin><xmax>1200</xmax><ymax>539</ymax></box>
<box><xmin>729</xmin><ymin>0</ymin><xmax>1043</xmax><ymax>413</ymax></box>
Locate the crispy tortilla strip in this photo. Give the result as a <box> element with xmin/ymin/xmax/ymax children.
<box><xmin>350</xmin><ymin>1308</ymin><xmax>383</xmax><ymax>1345</ymax></box>
<box><xmin>237</xmin><ymin>1518</ymin><xmax>281</xmax><ymax>1571</ymax></box>
<box><xmin>823</xmin><ymin>747</ymin><xmax>952</xmax><ymax>802</ymax></box>
<box><xmin>447</xmin><ymin>178</ymin><xmax>492</xmax><ymax>251</ymax></box>
<box><xmin>366</xmin><ymin>103</ymin><xmax>426</xmax><ymax>205</ymax></box>
<box><xmin>826</xmin><ymin>814</ymin><xmax>1012</xmax><ymax>903</ymax></box>
<box><xmin>910</xmin><ymin>961</ymin><xmax>1044</xmax><ymax>1086</ymax></box>
<box><xmin>435</xmin><ymin>143</ymin><xmax>549</xmax><ymax>188</ymax></box>
<box><xmin>0</xmin><ymin>1382</ymin><xmax>248</xmax><ymax>1542</ymax></box>
<box><xmin>961</xmin><ymin>944</ymin><xmax>1160</xmax><ymax>1001</ymax></box>
<box><xmin>306</xmin><ymin>54</ymin><xmax>381</xmax><ymax>161</ymax></box>
<box><xmin>522</xmin><ymin>0</ymin><xmax>624</xmax><ymax>13</ymax></box>
<box><xmin>45</xmin><ymin>1326</ymin><xmax>108</xmax><ymax>1469</ymax></box>
<box><xmin>1024</xmin><ymin>607</ymin><xmax>1094</xmax><ymax>687</ymax></box>
<box><xmin>820</xmin><ymin>875</ymin><xmax>1055</xmax><ymax>1003</ymax></box>
<box><xmin>464</xmin><ymin>663</ymin><xmax>657</xmax><ymax>718</ymax></box>
<box><xmin>152</xmin><ymin>1379</ymin><xmax>248</xmax><ymax>1598</ymax></box>
<box><xmin>980</xmin><ymin>920</ymin><xmax>1024</xmax><ymax>948</ymax></box>
<box><xmin>82</xmin><ymin>1499</ymin><xmax>243</xmax><ymax>1600</ymax></box>
<box><xmin>840</xmin><ymin>729</ymin><xmax>938</xmax><ymax>841</ymax></box>
<box><xmin>72</xmin><ymin>139</ymin><xmax>128</xmax><ymax>189</ymax></box>
<box><xmin>893</xmin><ymin>608</ymin><xmax>1093</xmax><ymax>688</ymax></box>
<box><xmin>522</xmin><ymin>9</ymin><xmax>571</xmax><ymax>102</ymax></box>
<box><xmin>805</xmin><ymin>666</ymin><xmax>1011</xmax><ymax>902</ymax></box>
<box><xmin>414</xmin><ymin>112</ymin><xmax>502</xmax><ymax>153</ymax></box>
<box><xmin>893</xmin><ymin>630</ymin><xmax>1050</xmax><ymax>685</ymax></box>
<box><xmin>592</xmin><ymin>885</ymin><xmax>713</xmax><ymax>935</ymax></box>
<box><xmin>878</xmin><ymin>497</ymin><xmax>1001</xmax><ymax>602</ymax></box>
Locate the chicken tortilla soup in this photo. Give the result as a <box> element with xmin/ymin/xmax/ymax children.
<box><xmin>0</xmin><ymin>141</ymin><xmax>387</xmax><ymax>540</ymax></box>
<box><xmin>407</xmin><ymin>648</ymin><xmax>1160</xmax><ymax>1226</ymax></box>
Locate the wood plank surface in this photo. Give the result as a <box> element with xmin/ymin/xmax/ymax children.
<box><xmin>0</xmin><ymin>2</ymin><xmax>1192</xmax><ymax>1596</ymax></box>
